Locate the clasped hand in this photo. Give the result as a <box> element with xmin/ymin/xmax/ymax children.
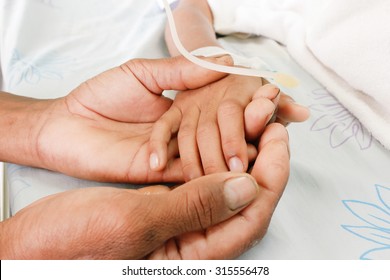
<box><xmin>148</xmin><ymin>62</ymin><xmax>309</xmax><ymax>181</ymax></box>
<box><xmin>1</xmin><ymin>55</ymin><xmax>304</xmax><ymax>259</ymax></box>
<box><xmin>32</xmin><ymin>56</ymin><xmax>232</xmax><ymax>183</ymax></box>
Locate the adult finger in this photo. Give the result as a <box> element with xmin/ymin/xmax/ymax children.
<box><xmin>137</xmin><ymin>185</ymin><xmax>171</xmax><ymax>195</ymax></box>
<box><xmin>124</xmin><ymin>55</ymin><xmax>233</xmax><ymax>94</ymax></box>
<box><xmin>168</xmin><ymin>123</ymin><xmax>290</xmax><ymax>259</ymax></box>
<box><xmin>240</xmin><ymin>123</ymin><xmax>290</xmax><ymax>244</ymax></box>
<box><xmin>137</xmin><ymin>173</ymin><xmax>260</xmax><ymax>258</ymax></box>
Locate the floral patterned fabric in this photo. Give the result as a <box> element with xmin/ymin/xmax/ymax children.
<box><xmin>1</xmin><ymin>0</ymin><xmax>390</xmax><ymax>259</ymax></box>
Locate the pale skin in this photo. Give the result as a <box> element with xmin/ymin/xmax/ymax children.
<box><xmin>149</xmin><ymin>0</ymin><xmax>310</xmax><ymax>180</ymax></box>
<box><xmin>0</xmin><ymin>55</ymin><xmax>290</xmax><ymax>259</ymax></box>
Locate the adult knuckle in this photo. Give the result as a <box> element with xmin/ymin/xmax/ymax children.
<box><xmin>186</xmin><ymin>188</ymin><xmax>216</xmax><ymax>230</ymax></box>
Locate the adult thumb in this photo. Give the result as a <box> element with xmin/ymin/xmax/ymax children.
<box><xmin>147</xmin><ymin>173</ymin><xmax>259</xmax><ymax>240</ymax></box>
<box><xmin>123</xmin><ymin>55</ymin><xmax>232</xmax><ymax>94</ymax></box>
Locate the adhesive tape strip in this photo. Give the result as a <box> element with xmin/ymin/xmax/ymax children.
<box><xmin>191</xmin><ymin>46</ymin><xmax>271</xmax><ymax>73</ymax></box>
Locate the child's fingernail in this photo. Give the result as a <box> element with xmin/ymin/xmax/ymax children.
<box><xmin>215</xmin><ymin>54</ymin><xmax>234</xmax><ymax>66</ymax></box>
<box><xmin>228</xmin><ymin>156</ymin><xmax>244</xmax><ymax>172</ymax></box>
<box><xmin>149</xmin><ymin>153</ymin><xmax>159</xmax><ymax>170</ymax></box>
<box><xmin>271</xmin><ymin>88</ymin><xmax>281</xmax><ymax>104</ymax></box>
<box><xmin>224</xmin><ymin>176</ymin><xmax>259</xmax><ymax>210</ymax></box>
<box><xmin>266</xmin><ymin>109</ymin><xmax>278</xmax><ymax>124</ymax></box>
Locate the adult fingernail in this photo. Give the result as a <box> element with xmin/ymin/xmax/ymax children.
<box><xmin>228</xmin><ymin>156</ymin><xmax>244</xmax><ymax>172</ymax></box>
<box><xmin>224</xmin><ymin>176</ymin><xmax>259</xmax><ymax>211</ymax></box>
<box><xmin>149</xmin><ymin>153</ymin><xmax>159</xmax><ymax>170</ymax></box>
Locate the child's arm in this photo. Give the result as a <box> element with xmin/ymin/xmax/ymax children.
<box><xmin>149</xmin><ymin>0</ymin><xmax>309</xmax><ymax>180</ymax></box>
<box><xmin>164</xmin><ymin>0</ymin><xmax>219</xmax><ymax>55</ymax></box>
<box><xmin>164</xmin><ymin>0</ymin><xmax>309</xmax><ymax>124</ymax></box>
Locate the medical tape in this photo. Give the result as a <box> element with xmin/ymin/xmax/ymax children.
<box><xmin>162</xmin><ymin>0</ymin><xmax>298</xmax><ymax>88</ymax></box>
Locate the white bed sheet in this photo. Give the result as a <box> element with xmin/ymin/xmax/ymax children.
<box><xmin>1</xmin><ymin>0</ymin><xmax>390</xmax><ymax>260</ymax></box>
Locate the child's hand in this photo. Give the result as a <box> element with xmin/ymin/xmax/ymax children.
<box><xmin>260</xmin><ymin>80</ymin><xmax>310</xmax><ymax>126</ymax></box>
<box><xmin>148</xmin><ymin>74</ymin><xmax>289</xmax><ymax>181</ymax></box>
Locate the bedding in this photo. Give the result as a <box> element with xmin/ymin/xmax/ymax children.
<box><xmin>208</xmin><ymin>0</ymin><xmax>390</xmax><ymax>150</ymax></box>
<box><xmin>1</xmin><ymin>0</ymin><xmax>390</xmax><ymax>259</ymax></box>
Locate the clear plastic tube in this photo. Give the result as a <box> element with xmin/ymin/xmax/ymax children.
<box><xmin>162</xmin><ymin>0</ymin><xmax>298</xmax><ymax>88</ymax></box>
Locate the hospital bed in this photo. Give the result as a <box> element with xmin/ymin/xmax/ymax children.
<box><xmin>1</xmin><ymin>0</ymin><xmax>389</xmax><ymax>260</ymax></box>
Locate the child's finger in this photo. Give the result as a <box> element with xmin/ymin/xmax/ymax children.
<box><xmin>244</xmin><ymin>98</ymin><xmax>276</xmax><ymax>141</ymax></box>
<box><xmin>276</xmin><ymin>94</ymin><xmax>310</xmax><ymax>124</ymax></box>
<box><xmin>197</xmin><ymin>109</ymin><xmax>229</xmax><ymax>175</ymax></box>
<box><xmin>177</xmin><ymin>106</ymin><xmax>204</xmax><ymax>181</ymax></box>
<box><xmin>253</xmin><ymin>83</ymin><xmax>280</xmax><ymax>100</ymax></box>
<box><xmin>247</xmin><ymin>143</ymin><xmax>258</xmax><ymax>163</ymax></box>
<box><xmin>166</xmin><ymin>137</ymin><xmax>180</xmax><ymax>160</ymax></box>
<box><xmin>217</xmin><ymin>99</ymin><xmax>248</xmax><ymax>172</ymax></box>
<box><xmin>149</xmin><ymin>106</ymin><xmax>182</xmax><ymax>171</ymax></box>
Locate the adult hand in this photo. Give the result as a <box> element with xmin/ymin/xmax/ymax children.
<box><xmin>0</xmin><ymin>123</ymin><xmax>289</xmax><ymax>259</ymax></box>
<box><xmin>23</xmin><ymin>56</ymin><xmax>231</xmax><ymax>183</ymax></box>
<box><xmin>150</xmin><ymin>123</ymin><xmax>290</xmax><ymax>259</ymax></box>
